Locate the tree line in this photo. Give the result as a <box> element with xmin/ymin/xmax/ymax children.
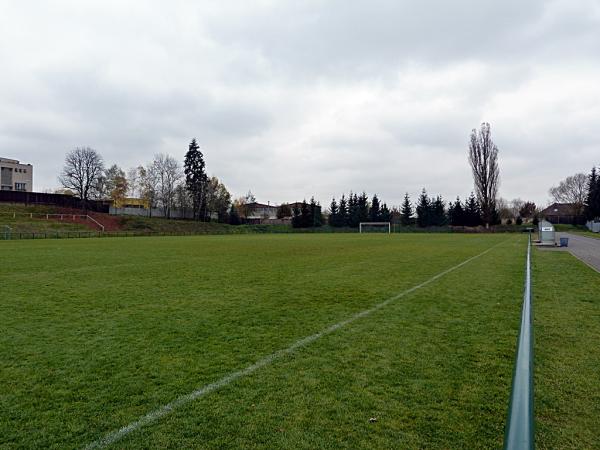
<box><xmin>57</xmin><ymin>122</ymin><xmax>517</xmax><ymax>228</ymax></box>
<box><xmin>324</xmin><ymin>190</ymin><xmax>504</xmax><ymax>229</ymax></box>
<box><xmin>59</xmin><ymin>140</ymin><xmax>231</xmax><ymax>221</ymax></box>
<box><xmin>546</xmin><ymin>167</ymin><xmax>600</xmax><ymax>222</ymax></box>
<box><xmin>327</xmin><ymin>193</ymin><xmax>391</xmax><ymax>228</ymax></box>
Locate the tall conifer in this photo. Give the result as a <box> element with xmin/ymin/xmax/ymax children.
<box><xmin>400</xmin><ymin>193</ymin><xmax>413</xmax><ymax>226</ymax></box>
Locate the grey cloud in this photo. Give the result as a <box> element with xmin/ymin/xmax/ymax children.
<box><xmin>1</xmin><ymin>1</ymin><xmax>600</xmax><ymax>207</ymax></box>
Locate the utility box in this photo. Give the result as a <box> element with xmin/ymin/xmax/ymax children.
<box><xmin>539</xmin><ymin>220</ymin><xmax>555</xmax><ymax>245</ymax></box>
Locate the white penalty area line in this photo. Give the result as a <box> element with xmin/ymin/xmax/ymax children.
<box><xmin>85</xmin><ymin>239</ymin><xmax>508</xmax><ymax>449</ymax></box>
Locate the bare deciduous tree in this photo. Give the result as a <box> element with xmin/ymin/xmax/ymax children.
<box><xmin>174</xmin><ymin>182</ymin><xmax>192</xmax><ymax>216</ymax></box>
<box><xmin>509</xmin><ymin>198</ymin><xmax>525</xmax><ymax>219</ymax></box>
<box><xmin>152</xmin><ymin>153</ymin><xmax>182</xmax><ymax>218</ymax></box>
<box><xmin>468</xmin><ymin>123</ymin><xmax>500</xmax><ymax>227</ymax></box>
<box><xmin>549</xmin><ymin>173</ymin><xmax>587</xmax><ymax>215</ymax></box>
<box><xmin>126</xmin><ymin>167</ymin><xmax>139</xmax><ymax>198</ymax></box>
<box><xmin>59</xmin><ymin>147</ymin><xmax>104</xmax><ymax>204</ymax></box>
<box><xmin>138</xmin><ymin>165</ymin><xmax>158</xmax><ymax>217</ymax></box>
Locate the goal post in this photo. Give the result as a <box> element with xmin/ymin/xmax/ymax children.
<box><xmin>359</xmin><ymin>222</ymin><xmax>391</xmax><ymax>233</ymax></box>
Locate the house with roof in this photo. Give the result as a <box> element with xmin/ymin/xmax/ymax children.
<box><xmin>541</xmin><ymin>203</ymin><xmax>584</xmax><ymax>225</ymax></box>
<box><xmin>245</xmin><ymin>202</ymin><xmax>279</xmax><ymax>222</ymax></box>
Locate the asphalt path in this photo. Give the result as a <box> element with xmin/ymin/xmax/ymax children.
<box><xmin>558</xmin><ymin>232</ymin><xmax>600</xmax><ymax>273</ymax></box>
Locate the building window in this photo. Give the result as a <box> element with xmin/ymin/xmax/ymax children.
<box><xmin>15</xmin><ymin>182</ymin><xmax>26</xmax><ymax>191</ymax></box>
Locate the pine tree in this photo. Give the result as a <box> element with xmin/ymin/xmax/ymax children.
<box><xmin>348</xmin><ymin>192</ymin><xmax>360</xmax><ymax>227</ymax></box>
<box><xmin>300</xmin><ymin>200</ymin><xmax>311</xmax><ymax>227</ymax></box>
<box><xmin>184</xmin><ymin>138</ymin><xmax>207</xmax><ymax>221</ymax></box>
<box><xmin>431</xmin><ymin>196</ymin><xmax>446</xmax><ymax>226</ymax></box>
<box><xmin>310</xmin><ymin>197</ymin><xmax>322</xmax><ymax>227</ymax></box>
<box><xmin>338</xmin><ymin>195</ymin><xmax>348</xmax><ymax>227</ymax></box>
<box><xmin>358</xmin><ymin>192</ymin><xmax>369</xmax><ymax>223</ymax></box>
<box><xmin>400</xmin><ymin>193</ymin><xmax>413</xmax><ymax>226</ymax></box>
<box><xmin>447</xmin><ymin>201</ymin><xmax>455</xmax><ymax>226</ymax></box>
<box><xmin>380</xmin><ymin>203</ymin><xmax>391</xmax><ymax>222</ymax></box>
<box><xmin>228</xmin><ymin>204</ymin><xmax>240</xmax><ymax>225</ymax></box>
<box><xmin>416</xmin><ymin>189</ymin><xmax>430</xmax><ymax>227</ymax></box>
<box><xmin>586</xmin><ymin>167</ymin><xmax>600</xmax><ymax>220</ymax></box>
<box><xmin>464</xmin><ymin>193</ymin><xmax>482</xmax><ymax>227</ymax></box>
<box><xmin>328</xmin><ymin>197</ymin><xmax>338</xmax><ymax>227</ymax></box>
<box><xmin>449</xmin><ymin>197</ymin><xmax>465</xmax><ymax>226</ymax></box>
<box><xmin>292</xmin><ymin>204</ymin><xmax>301</xmax><ymax>228</ymax></box>
<box><xmin>369</xmin><ymin>194</ymin><xmax>381</xmax><ymax>221</ymax></box>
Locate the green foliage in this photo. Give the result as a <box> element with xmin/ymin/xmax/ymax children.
<box><xmin>416</xmin><ymin>189</ymin><xmax>430</xmax><ymax>227</ymax></box>
<box><xmin>400</xmin><ymin>193</ymin><xmax>413</xmax><ymax>226</ymax></box>
<box><xmin>380</xmin><ymin>203</ymin><xmax>391</xmax><ymax>222</ymax></box>
<box><xmin>348</xmin><ymin>192</ymin><xmax>359</xmax><ymax>227</ymax></box>
<box><xmin>464</xmin><ymin>193</ymin><xmax>483</xmax><ymax>227</ymax></box>
<box><xmin>449</xmin><ymin>197</ymin><xmax>465</xmax><ymax>226</ymax></box>
<box><xmin>328</xmin><ymin>198</ymin><xmax>338</xmax><ymax>226</ymax></box>
<box><xmin>585</xmin><ymin>167</ymin><xmax>600</xmax><ymax>220</ymax></box>
<box><xmin>357</xmin><ymin>192</ymin><xmax>369</xmax><ymax>223</ymax></box>
<box><xmin>184</xmin><ymin>138</ymin><xmax>207</xmax><ymax>220</ymax></box>
<box><xmin>519</xmin><ymin>201</ymin><xmax>536</xmax><ymax>218</ymax></box>
<box><xmin>369</xmin><ymin>194</ymin><xmax>380</xmax><ymax>221</ymax></box>
<box><xmin>292</xmin><ymin>199</ymin><xmax>322</xmax><ymax>228</ymax></box>
<box><xmin>337</xmin><ymin>195</ymin><xmax>348</xmax><ymax>227</ymax></box>
<box><xmin>277</xmin><ymin>203</ymin><xmax>292</xmax><ymax>219</ymax></box>
<box><xmin>431</xmin><ymin>196</ymin><xmax>447</xmax><ymax>226</ymax></box>
<box><xmin>228</xmin><ymin>204</ymin><xmax>240</xmax><ymax>225</ymax></box>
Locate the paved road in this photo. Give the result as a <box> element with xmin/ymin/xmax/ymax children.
<box><xmin>558</xmin><ymin>232</ymin><xmax>600</xmax><ymax>272</ymax></box>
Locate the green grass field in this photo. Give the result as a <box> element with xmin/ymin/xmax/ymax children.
<box><xmin>1</xmin><ymin>234</ymin><xmax>598</xmax><ymax>449</ymax></box>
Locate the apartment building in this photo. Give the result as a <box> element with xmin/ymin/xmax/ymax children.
<box><xmin>0</xmin><ymin>157</ymin><xmax>33</xmax><ymax>192</ymax></box>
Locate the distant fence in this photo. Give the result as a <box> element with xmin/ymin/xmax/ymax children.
<box><xmin>503</xmin><ymin>234</ymin><xmax>534</xmax><ymax>450</ymax></box>
<box><xmin>0</xmin><ymin>191</ymin><xmax>110</xmax><ymax>213</ymax></box>
<box><xmin>1</xmin><ymin>230</ymin><xmax>208</xmax><ymax>240</ymax></box>
<box><xmin>0</xmin><ymin>212</ymin><xmax>105</xmax><ymax>231</ymax></box>
<box><xmin>109</xmin><ymin>206</ymin><xmax>196</xmax><ymax>219</ymax></box>
<box><xmin>0</xmin><ymin>225</ymin><xmax>362</xmax><ymax>240</ymax></box>
<box><xmin>587</xmin><ymin>221</ymin><xmax>600</xmax><ymax>233</ymax></box>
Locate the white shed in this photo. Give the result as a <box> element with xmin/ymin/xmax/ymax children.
<box><xmin>538</xmin><ymin>220</ymin><xmax>555</xmax><ymax>245</ymax></box>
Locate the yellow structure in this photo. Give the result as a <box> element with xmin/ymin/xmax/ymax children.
<box><xmin>113</xmin><ymin>197</ymin><xmax>149</xmax><ymax>209</ymax></box>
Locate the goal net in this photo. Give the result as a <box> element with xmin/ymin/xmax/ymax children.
<box><xmin>359</xmin><ymin>222</ymin><xmax>391</xmax><ymax>233</ymax></box>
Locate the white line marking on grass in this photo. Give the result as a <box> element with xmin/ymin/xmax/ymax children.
<box><xmin>85</xmin><ymin>240</ymin><xmax>507</xmax><ymax>449</ymax></box>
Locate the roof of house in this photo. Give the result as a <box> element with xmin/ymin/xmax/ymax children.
<box><xmin>541</xmin><ymin>203</ymin><xmax>577</xmax><ymax>216</ymax></box>
<box><xmin>288</xmin><ymin>201</ymin><xmax>321</xmax><ymax>208</ymax></box>
<box><xmin>246</xmin><ymin>202</ymin><xmax>278</xmax><ymax>209</ymax></box>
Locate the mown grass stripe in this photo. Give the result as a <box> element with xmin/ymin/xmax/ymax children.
<box><xmin>85</xmin><ymin>239</ymin><xmax>508</xmax><ymax>449</ymax></box>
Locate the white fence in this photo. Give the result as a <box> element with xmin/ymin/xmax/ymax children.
<box><xmin>587</xmin><ymin>221</ymin><xmax>600</xmax><ymax>233</ymax></box>
<box><xmin>0</xmin><ymin>212</ymin><xmax>104</xmax><ymax>231</ymax></box>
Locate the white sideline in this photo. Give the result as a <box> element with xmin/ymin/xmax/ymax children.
<box><xmin>85</xmin><ymin>240</ymin><xmax>505</xmax><ymax>449</ymax></box>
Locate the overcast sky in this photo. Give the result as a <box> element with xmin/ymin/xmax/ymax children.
<box><xmin>1</xmin><ymin>0</ymin><xmax>599</xmax><ymax>208</ymax></box>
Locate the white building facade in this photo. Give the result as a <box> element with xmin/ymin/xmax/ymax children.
<box><xmin>0</xmin><ymin>157</ymin><xmax>33</xmax><ymax>192</ymax></box>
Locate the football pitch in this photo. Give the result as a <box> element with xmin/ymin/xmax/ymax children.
<box><xmin>1</xmin><ymin>234</ymin><xmax>599</xmax><ymax>449</ymax></box>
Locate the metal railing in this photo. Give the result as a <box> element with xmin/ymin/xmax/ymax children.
<box><xmin>504</xmin><ymin>233</ymin><xmax>534</xmax><ymax>450</ymax></box>
<box><xmin>0</xmin><ymin>212</ymin><xmax>105</xmax><ymax>231</ymax></box>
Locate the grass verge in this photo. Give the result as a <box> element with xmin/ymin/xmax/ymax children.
<box><xmin>533</xmin><ymin>248</ymin><xmax>600</xmax><ymax>449</ymax></box>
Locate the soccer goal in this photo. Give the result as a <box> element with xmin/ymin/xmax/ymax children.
<box><xmin>359</xmin><ymin>222</ymin><xmax>391</xmax><ymax>233</ymax></box>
